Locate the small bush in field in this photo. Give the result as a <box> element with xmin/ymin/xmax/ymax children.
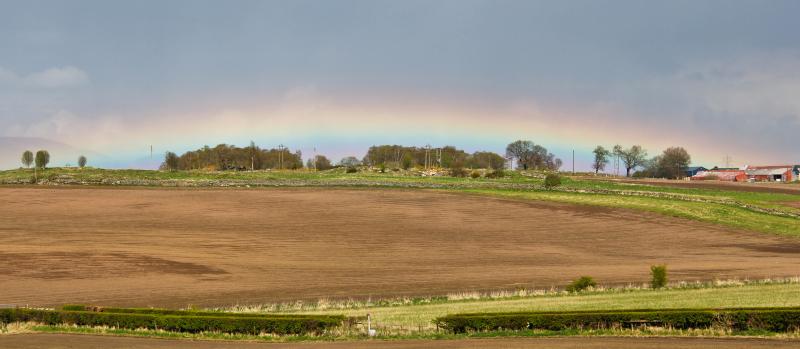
<box><xmin>451</xmin><ymin>167</ymin><xmax>468</xmax><ymax>177</ymax></box>
<box><xmin>651</xmin><ymin>264</ymin><xmax>668</xmax><ymax>289</ymax></box>
<box><xmin>543</xmin><ymin>173</ymin><xmax>562</xmax><ymax>189</ymax></box>
<box><xmin>470</xmin><ymin>171</ymin><xmax>481</xmax><ymax>179</ymax></box>
<box><xmin>486</xmin><ymin>169</ymin><xmax>505</xmax><ymax>178</ymax></box>
<box><xmin>346</xmin><ymin>166</ymin><xmax>358</xmax><ymax>173</ymax></box>
<box><xmin>566</xmin><ymin>276</ymin><xmax>596</xmax><ymax>293</ymax></box>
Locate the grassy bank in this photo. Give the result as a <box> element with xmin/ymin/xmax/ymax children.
<box><xmin>221</xmin><ymin>280</ymin><xmax>800</xmax><ymax>335</ymax></box>
<box><xmin>7</xmin><ymin>281</ymin><xmax>800</xmax><ymax>342</ymax></box>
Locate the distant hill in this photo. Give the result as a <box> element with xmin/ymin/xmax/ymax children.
<box><xmin>0</xmin><ymin>137</ymin><xmax>104</xmax><ymax>170</ymax></box>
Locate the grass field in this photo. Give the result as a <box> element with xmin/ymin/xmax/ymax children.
<box><xmin>225</xmin><ymin>280</ymin><xmax>800</xmax><ymax>335</ymax></box>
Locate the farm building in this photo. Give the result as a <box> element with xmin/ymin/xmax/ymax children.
<box><xmin>691</xmin><ymin>169</ymin><xmax>747</xmax><ymax>182</ymax></box>
<box><xmin>684</xmin><ymin>166</ymin><xmax>707</xmax><ymax>177</ymax></box>
<box><xmin>744</xmin><ymin>165</ymin><xmax>795</xmax><ymax>182</ymax></box>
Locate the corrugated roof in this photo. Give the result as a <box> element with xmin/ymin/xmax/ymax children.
<box><xmin>746</xmin><ymin>168</ymin><xmax>789</xmax><ymax>176</ymax></box>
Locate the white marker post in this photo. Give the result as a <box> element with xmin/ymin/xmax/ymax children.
<box><xmin>367</xmin><ymin>313</ymin><xmax>376</xmax><ymax>337</ymax></box>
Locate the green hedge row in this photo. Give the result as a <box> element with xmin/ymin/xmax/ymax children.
<box><xmin>1</xmin><ymin>308</ymin><xmax>344</xmax><ymax>335</ymax></box>
<box><xmin>59</xmin><ymin>305</ymin><xmax>321</xmax><ymax>318</ymax></box>
<box><xmin>435</xmin><ymin>308</ymin><xmax>800</xmax><ymax>333</ymax></box>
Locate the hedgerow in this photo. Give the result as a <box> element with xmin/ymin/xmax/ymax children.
<box><xmin>434</xmin><ymin>308</ymin><xmax>800</xmax><ymax>333</ymax></box>
<box><xmin>0</xmin><ymin>308</ymin><xmax>344</xmax><ymax>335</ymax></box>
<box><xmin>58</xmin><ymin>305</ymin><xmax>325</xmax><ymax>318</ymax></box>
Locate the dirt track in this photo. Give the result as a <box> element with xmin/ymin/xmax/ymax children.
<box><xmin>2</xmin><ymin>334</ymin><xmax>799</xmax><ymax>349</ymax></box>
<box><xmin>2</xmin><ymin>187</ymin><xmax>800</xmax><ymax>308</ymax></box>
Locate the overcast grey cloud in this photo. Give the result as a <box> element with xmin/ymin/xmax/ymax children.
<box><xmin>1</xmin><ymin>0</ymin><xmax>799</xmax><ymax>168</ymax></box>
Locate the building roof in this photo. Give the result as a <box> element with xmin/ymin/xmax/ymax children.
<box><xmin>693</xmin><ymin>170</ymin><xmax>745</xmax><ymax>180</ymax></box>
<box><xmin>685</xmin><ymin>166</ymin><xmax>707</xmax><ymax>171</ymax></box>
<box><xmin>745</xmin><ymin>165</ymin><xmax>794</xmax><ymax>170</ymax></box>
<box><xmin>746</xmin><ymin>168</ymin><xmax>789</xmax><ymax>176</ymax></box>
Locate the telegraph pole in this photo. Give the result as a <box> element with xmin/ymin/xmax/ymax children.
<box><xmin>278</xmin><ymin>144</ymin><xmax>285</xmax><ymax>169</ymax></box>
<box><xmin>572</xmin><ymin>149</ymin><xmax>575</xmax><ymax>174</ymax></box>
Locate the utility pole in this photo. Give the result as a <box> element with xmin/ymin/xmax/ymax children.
<box><xmin>425</xmin><ymin>144</ymin><xmax>431</xmax><ymax>170</ymax></box>
<box><xmin>572</xmin><ymin>149</ymin><xmax>575</xmax><ymax>174</ymax></box>
<box><xmin>150</xmin><ymin>145</ymin><xmax>153</xmax><ymax>159</ymax></box>
<box><xmin>723</xmin><ymin>155</ymin><xmax>733</xmax><ymax>168</ymax></box>
<box><xmin>278</xmin><ymin>144</ymin><xmax>285</xmax><ymax>169</ymax></box>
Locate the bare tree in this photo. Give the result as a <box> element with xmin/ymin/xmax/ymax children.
<box><xmin>78</xmin><ymin>155</ymin><xmax>87</xmax><ymax>168</ymax></box>
<box><xmin>591</xmin><ymin>146</ymin><xmax>611</xmax><ymax>174</ymax></box>
<box><xmin>21</xmin><ymin>150</ymin><xmax>33</xmax><ymax>168</ymax></box>
<box><xmin>505</xmin><ymin>140</ymin><xmax>534</xmax><ymax>170</ymax></box>
<box><xmin>613</xmin><ymin>145</ymin><xmax>647</xmax><ymax>177</ymax></box>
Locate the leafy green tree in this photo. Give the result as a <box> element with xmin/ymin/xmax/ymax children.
<box><xmin>21</xmin><ymin>150</ymin><xmax>33</xmax><ymax>168</ymax></box>
<box><xmin>651</xmin><ymin>265</ymin><xmax>668</xmax><ymax>289</ymax></box>
<box><xmin>591</xmin><ymin>146</ymin><xmax>611</xmax><ymax>174</ymax></box>
<box><xmin>656</xmin><ymin>147</ymin><xmax>691</xmax><ymax>179</ymax></box>
<box><xmin>469</xmin><ymin>151</ymin><xmax>506</xmax><ymax>170</ymax></box>
<box><xmin>78</xmin><ymin>155</ymin><xmax>87</xmax><ymax>168</ymax></box>
<box><xmin>35</xmin><ymin>150</ymin><xmax>50</xmax><ymax>169</ymax></box>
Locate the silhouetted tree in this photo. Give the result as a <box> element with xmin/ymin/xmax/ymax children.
<box><xmin>505</xmin><ymin>140</ymin><xmax>561</xmax><ymax>170</ymax></box>
<box><xmin>78</xmin><ymin>155</ymin><xmax>87</xmax><ymax>168</ymax></box>
<box><xmin>21</xmin><ymin>150</ymin><xmax>33</xmax><ymax>168</ymax></box>
<box><xmin>592</xmin><ymin>146</ymin><xmax>611</xmax><ymax>174</ymax></box>
<box><xmin>164</xmin><ymin>151</ymin><xmax>179</xmax><ymax>171</ymax></box>
<box><xmin>34</xmin><ymin>150</ymin><xmax>50</xmax><ymax>169</ymax></box>
<box><xmin>314</xmin><ymin>155</ymin><xmax>333</xmax><ymax>170</ymax></box>
<box><xmin>613</xmin><ymin>145</ymin><xmax>647</xmax><ymax>177</ymax></box>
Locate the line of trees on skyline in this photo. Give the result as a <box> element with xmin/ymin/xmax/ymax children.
<box><xmin>161</xmin><ymin>142</ymin><xmax>303</xmax><ymax>171</ymax></box>
<box><xmin>19</xmin><ymin>150</ymin><xmax>88</xmax><ymax>170</ymax></box>
<box><xmin>591</xmin><ymin>144</ymin><xmax>692</xmax><ymax>179</ymax></box>
<box><xmin>362</xmin><ymin>145</ymin><xmax>506</xmax><ymax>170</ymax></box>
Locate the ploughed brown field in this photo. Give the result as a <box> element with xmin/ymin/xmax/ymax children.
<box><xmin>2</xmin><ymin>187</ymin><xmax>800</xmax><ymax>308</ymax></box>
<box><xmin>2</xmin><ymin>334</ymin><xmax>798</xmax><ymax>349</ymax></box>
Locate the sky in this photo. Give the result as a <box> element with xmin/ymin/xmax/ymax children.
<box><xmin>1</xmin><ymin>0</ymin><xmax>799</xmax><ymax>170</ymax></box>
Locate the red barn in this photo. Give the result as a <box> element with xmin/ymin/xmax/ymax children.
<box><xmin>745</xmin><ymin>165</ymin><xmax>794</xmax><ymax>182</ymax></box>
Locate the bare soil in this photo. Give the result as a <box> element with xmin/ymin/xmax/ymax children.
<box><xmin>2</xmin><ymin>187</ymin><xmax>800</xmax><ymax>308</ymax></box>
<box><xmin>1</xmin><ymin>334</ymin><xmax>799</xmax><ymax>349</ymax></box>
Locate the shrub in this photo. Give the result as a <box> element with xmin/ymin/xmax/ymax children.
<box><xmin>543</xmin><ymin>173</ymin><xmax>562</xmax><ymax>189</ymax></box>
<box><xmin>378</xmin><ymin>163</ymin><xmax>386</xmax><ymax>173</ymax></box>
<box><xmin>470</xmin><ymin>171</ymin><xmax>481</xmax><ymax>179</ymax></box>
<box><xmin>651</xmin><ymin>264</ymin><xmax>668</xmax><ymax>289</ymax></box>
<box><xmin>486</xmin><ymin>169</ymin><xmax>505</xmax><ymax>178</ymax></box>
<box><xmin>434</xmin><ymin>307</ymin><xmax>800</xmax><ymax>333</ymax></box>
<box><xmin>346</xmin><ymin>166</ymin><xmax>358</xmax><ymax>173</ymax></box>
<box><xmin>450</xmin><ymin>167</ymin><xmax>468</xmax><ymax>177</ymax></box>
<box><xmin>565</xmin><ymin>276</ymin><xmax>596</xmax><ymax>293</ymax></box>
